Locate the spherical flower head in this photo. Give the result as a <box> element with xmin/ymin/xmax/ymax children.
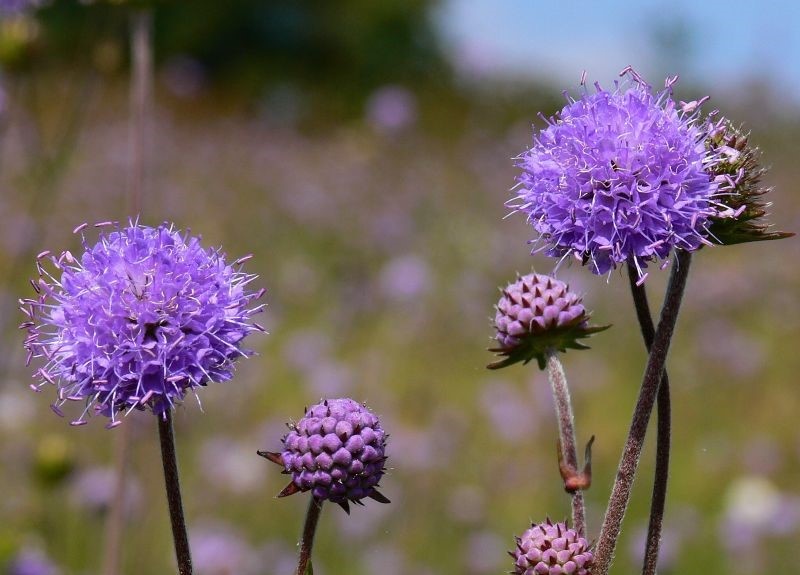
<box><xmin>511</xmin><ymin>519</ymin><xmax>593</xmax><ymax>575</ymax></box>
<box><xmin>259</xmin><ymin>398</ymin><xmax>389</xmax><ymax>513</ymax></box>
<box><xmin>21</xmin><ymin>221</ymin><xmax>266</xmax><ymax>427</ymax></box>
<box><xmin>704</xmin><ymin>115</ymin><xmax>793</xmax><ymax>246</ymax></box>
<box><xmin>488</xmin><ymin>273</ymin><xmax>608</xmax><ymax>370</ymax></box>
<box><xmin>513</xmin><ymin>69</ymin><xmax>722</xmax><ymax>280</ymax></box>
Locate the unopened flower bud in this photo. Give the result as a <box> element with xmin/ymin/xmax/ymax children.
<box><xmin>488</xmin><ymin>273</ymin><xmax>608</xmax><ymax>370</ymax></box>
<box><xmin>511</xmin><ymin>519</ymin><xmax>593</xmax><ymax>575</ymax></box>
<box><xmin>705</xmin><ymin>117</ymin><xmax>793</xmax><ymax>245</ymax></box>
<box><xmin>261</xmin><ymin>398</ymin><xmax>389</xmax><ymax>513</ymax></box>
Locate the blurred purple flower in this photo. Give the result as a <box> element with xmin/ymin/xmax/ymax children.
<box><xmin>718</xmin><ymin>476</ymin><xmax>800</xmax><ymax>563</ymax></box>
<box><xmin>305</xmin><ymin>360</ymin><xmax>354</xmax><ymax>398</ymax></box>
<box><xmin>256</xmin><ymin>541</ymin><xmax>297</xmax><ymax>575</ymax></box>
<box><xmin>335</xmin><ymin>486</ymin><xmax>394</xmax><ymax>539</ymax></box>
<box><xmin>378</xmin><ymin>255</ymin><xmax>431</xmax><ymax>302</ymax></box>
<box><xmin>384</xmin><ymin>425</ymin><xmax>438</xmax><ymax>471</ymax></box>
<box><xmin>190</xmin><ymin>523</ymin><xmax>258</xmax><ymax>575</ymax></box>
<box><xmin>0</xmin><ymin>385</ymin><xmax>36</xmax><ymax>431</ymax></box>
<box><xmin>200</xmin><ymin>437</ymin><xmax>267</xmax><ymax>496</ymax></box>
<box><xmin>0</xmin><ymin>0</ymin><xmax>44</xmax><ymax>14</ymax></box>
<box><xmin>465</xmin><ymin>530</ymin><xmax>505</xmax><ymax>573</ymax></box>
<box><xmin>387</xmin><ymin>409</ymin><xmax>466</xmax><ymax>473</ymax></box>
<box><xmin>365</xmin><ymin>86</ymin><xmax>417</xmax><ymax>133</ymax></box>
<box><xmin>68</xmin><ymin>467</ymin><xmax>142</xmax><ymax>516</ymax></box>
<box><xmin>479</xmin><ymin>380</ymin><xmax>538</xmax><ymax>442</ymax></box>
<box><xmin>513</xmin><ymin>69</ymin><xmax>723</xmax><ymax>279</ymax></box>
<box><xmin>281</xmin><ymin>328</ymin><xmax>332</xmax><ymax>374</ymax></box>
<box><xmin>446</xmin><ymin>484</ymin><xmax>486</xmax><ymax>525</ymax></box>
<box><xmin>7</xmin><ymin>547</ymin><xmax>61</xmax><ymax>575</ymax></box>
<box><xmin>23</xmin><ymin>221</ymin><xmax>265</xmax><ymax>426</ymax></box>
<box><xmin>361</xmin><ymin>543</ymin><xmax>406</xmax><ymax>575</ymax></box>
<box><xmin>0</xmin><ymin>206</ymin><xmax>36</xmax><ymax>259</ymax></box>
<box><xmin>694</xmin><ymin>319</ymin><xmax>765</xmax><ymax>380</ymax></box>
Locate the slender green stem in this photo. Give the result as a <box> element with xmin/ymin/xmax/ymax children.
<box><xmin>295</xmin><ymin>498</ymin><xmax>324</xmax><ymax>575</ymax></box>
<box><xmin>546</xmin><ymin>350</ymin><xmax>586</xmax><ymax>535</ymax></box>
<box><xmin>626</xmin><ymin>262</ymin><xmax>672</xmax><ymax>575</ymax></box>
<box><xmin>593</xmin><ymin>251</ymin><xmax>692</xmax><ymax>575</ymax></box>
<box><xmin>157</xmin><ymin>412</ymin><xmax>193</xmax><ymax>575</ymax></box>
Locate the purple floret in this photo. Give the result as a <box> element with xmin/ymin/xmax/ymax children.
<box><xmin>511</xmin><ymin>519</ymin><xmax>593</xmax><ymax>575</ymax></box>
<box><xmin>268</xmin><ymin>398</ymin><xmax>389</xmax><ymax>512</ymax></box>
<box><xmin>7</xmin><ymin>548</ymin><xmax>61</xmax><ymax>575</ymax></box>
<box><xmin>513</xmin><ymin>69</ymin><xmax>724</xmax><ymax>279</ymax></box>
<box><xmin>21</xmin><ymin>221</ymin><xmax>265</xmax><ymax>426</ymax></box>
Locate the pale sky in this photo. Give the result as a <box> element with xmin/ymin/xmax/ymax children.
<box><xmin>437</xmin><ymin>0</ymin><xmax>800</xmax><ymax>107</ymax></box>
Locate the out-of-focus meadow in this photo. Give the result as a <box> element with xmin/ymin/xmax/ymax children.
<box><xmin>1</xmin><ymin>2</ymin><xmax>799</xmax><ymax>574</ymax></box>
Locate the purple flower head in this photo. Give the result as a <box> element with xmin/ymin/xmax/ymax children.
<box><xmin>259</xmin><ymin>397</ymin><xmax>389</xmax><ymax>513</ymax></box>
<box><xmin>488</xmin><ymin>273</ymin><xmax>608</xmax><ymax>370</ymax></box>
<box><xmin>511</xmin><ymin>519</ymin><xmax>593</xmax><ymax>575</ymax></box>
<box><xmin>21</xmin><ymin>220</ymin><xmax>266</xmax><ymax>427</ymax></box>
<box><xmin>513</xmin><ymin>68</ymin><xmax>724</xmax><ymax>280</ymax></box>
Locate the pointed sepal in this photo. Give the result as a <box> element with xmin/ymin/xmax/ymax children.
<box><xmin>368</xmin><ymin>489</ymin><xmax>391</xmax><ymax>504</ymax></box>
<box><xmin>257</xmin><ymin>450</ymin><xmax>285</xmax><ymax>467</ymax></box>
<box><xmin>488</xmin><ymin>322</ymin><xmax>610</xmax><ymax>370</ymax></box>
<box><xmin>277</xmin><ymin>481</ymin><xmax>301</xmax><ymax>498</ymax></box>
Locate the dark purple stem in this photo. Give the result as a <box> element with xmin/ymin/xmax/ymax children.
<box><xmin>157</xmin><ymin>411</ymin><xmax>193</xmax><ymax>575</ymax></box>
<box><xmin>627</xmin><ymin>261</ymin><xmax>671</xmax><ymax>575</ymax></box>
<box><xmin>594</xmin><ymin>251</ymin><xmax>692</xmax><ymax>575</ymax></box>
<box><xmin>546</xmin><ymin>350</ymin><xmax>586</xmax><ymax>535</ymax></box>
<box><xmin>295</xmin><ymin>498</ymin><xmax>324</xmax><ymax>575</ymax></box>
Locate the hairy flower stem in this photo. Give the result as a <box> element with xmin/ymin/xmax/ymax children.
<box><xmin>593</xmin><ymin>251</ymin><xmax>692</xmax><ymax>575</ymax></box>
<box><xmin>158</xmin><ymin>412</ymin><xmax>193</xmax><ymax>575</ymax></box>
<box><xmin>546</xmin><ymin>350</ymin><xmax>586</xmax><ymax>535</ymax></box>
<box><xmin>626</xmin><ymin>262</ymin><xmax>671</xmax><ymax>575</ymax></box>
<box><xmin>296</xmin><ymin>498</ymin><xmax>324</xmax><ymax>575</ymax></box>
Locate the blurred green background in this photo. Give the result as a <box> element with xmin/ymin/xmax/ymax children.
<box><xmin>1</xmin><ymin>1</ymin><xmax>798</xmax><ymax>574</ymax></box>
